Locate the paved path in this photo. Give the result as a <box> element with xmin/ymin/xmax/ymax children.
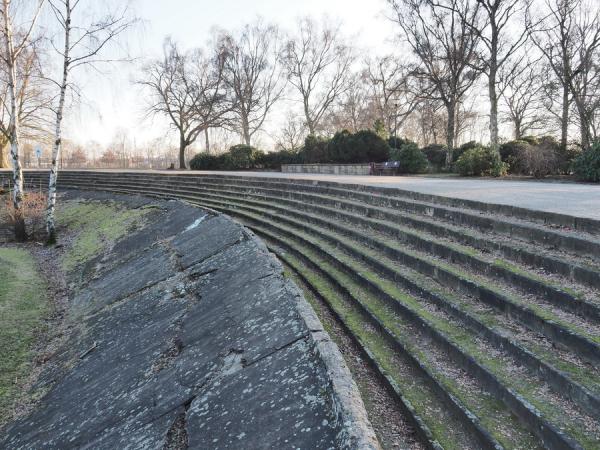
<box><xmin>5</xmin><ymin>169</ymin><xmax>600</xmax><ymax>220</ymax></box>
<box><xmin>177</xmin><ymin>171</ymin><xmax>600</xmax><ymax>220</ymax></box>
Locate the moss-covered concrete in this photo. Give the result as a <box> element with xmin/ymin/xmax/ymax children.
<box><xmin>58</xmin><ymin>200</ymin><xmax>150</xmax><ymax>272</ymax></box>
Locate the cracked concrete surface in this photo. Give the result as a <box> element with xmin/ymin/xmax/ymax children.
<box><xmin>1</xmin><ymin>191</ymin><xmax>378</xmax><ymax>450</ymax></box>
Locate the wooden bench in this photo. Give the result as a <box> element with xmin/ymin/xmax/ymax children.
<box><xmin>369</xmin><ymin>161</ymin><xmax>401</xmax><ymax>175</ymax></box>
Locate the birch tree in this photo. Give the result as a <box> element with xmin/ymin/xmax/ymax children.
<box><xmin>283</xmin><ymin>17</ymin><xmax>355</xmax><ymax>135</ymax></box>
<box><xmin>139</xmin><ymin>38</ymin><xmax>231</xmax><ymax>169</ymax></box>
<box><xmin>0</xmin><ymin>0</ymin><xmax>45</xmax><ymax>241</ymax></box>
<box><xmin>217</xmin><ymin>20</ymin><xmax>285</xmax><ymax>146</ymax></box>
<box><xmin>45</xmin><ymin>0</ymin><xmax>135</xmax><ymax>243</ymax></box>
<box><xmin>0</xmin><ymin>38</ymin><xmax>52</xmax><ymax>168</ymax></box>
<box><xmin>388</xmin><ymin>0</ymin><xmax>481</xmax><ymax>163</ymax></box>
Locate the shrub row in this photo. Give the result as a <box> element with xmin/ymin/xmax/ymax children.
<box><xmin>190</xmin><ymin>131</ymin><xmax>600</xmax><ymax>182</ymax></box>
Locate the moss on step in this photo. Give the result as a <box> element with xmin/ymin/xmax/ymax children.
<box><xmin>213</xmin><ymin>193</ymin><xmax>600</xmax><ymax>346</ymax></box>
<box><xmin>275</xmin><ymin>249</ymin><xmax>477</xmax><ymax>450</ymax></box>
<box><xmin>58</xmin><ymin>200</ymin><xmax>149</xmax><ymax>272</ymax></box>
<box><xmin>226</xmin><ymin>213</ymin><xmax>540</xmax><ymax>449</ymax></box>
<box><xmin>0</xmin><ymin>248</ymin><xmax>47</xmax><ymax>426</ymax></box>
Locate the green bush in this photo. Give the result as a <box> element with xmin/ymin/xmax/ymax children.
<box><xmin>300</xmin><ymin>130</ymin><xmax>390</xmax><ymax>164</ymax></box>
<box><xmin>519</xmin><ymin>135</ymin><xmax>539</xmax><ymax>145</ymax></box>
<box><xmin>189</xmin><ymin>152</ymin><xmax>222</xmax><ymax>170</ymax></box>
<box><xmin>454</xmin><ymin>146</ymin><xmax>508</xmax><ymax>177</ymax></box>
<box><xmin>327</xmin><ymin>129</ymin><xmax>390</xmax><ymax>163</ymax></box>
<box><xmin>351</xmin><ymin>129</ymin><xmax>390</xmax><ymax>163</ymax></box>
<box><xmin>228</xmin><ymin>144</ymin><xmax>264</xmax><ymax>169</ymax></box>
<box><xmin>499</xmin><ymin>140</ymin><xmax>532</xmax><ymax>174</ymax></box>
<box><xmin>421</xmin><ymin>144</ymin><xmax>448</xmax><ymax>168</ymax></box>
<box><xmin>387</xmin><ymin>136</ymin><xmax>415</xmax><ymax>150</ymax></box>
<box><xmin>190</xmin><ymin>144</ymin><xmax>264</xmax><ymax>171</ymax></box>
<box><xmin>573</xmin><ymin>141</ymin><xmax>600</xmax><ymax>182</ymax></box>
<box><xmin>257</xmin><ymin>149</ymin><xmax>300</xmax><ymax>170</ymax></box>
<box><xmin>301</xmin><ymin>135</ymin><xmax>330</xmax><ymax>163</ymax></box>
<box><xmin>454</xmin><ymin>141</ymin><xmax>480</xmax><ymax>163</ymax></box>
<box><xmin>396</xmin><ymin>143</ymin><xmax>428</xmax><ymax>174</ymax></box>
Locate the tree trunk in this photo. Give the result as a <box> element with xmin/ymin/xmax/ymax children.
<box><xmin>46</xmin><ymin>0</ymin><xmax>71</xmax><ymax>244</ymax></box>
<box><xmin>514</xmin><ymin>118</ymin><xmax>522</xmax><ymax>140</ymax></box>
<box><xmin>445</xmin><ymin>101</ymin><xmax>456</xmax><ymax>165</ymax></box>
<box><xmin>560</xmin><ymin>84</ymin><xmax>569</xmax><ymax>151</ymax></box>
<box><xmin>179</xmin><ymin>134</ymin><xmax>187</xmax><ymax>169</ymax></box>
<box><xmin>303</xmin><ymin>98</ymin><xmax>315</xmax><ymax>135</ymax></box>
<box><xmin>0</xmin><ymin>138</ymin><xmax>9</xmax><ymax>168</ymax></box>
<box><xmin>3</xmin><ymin>0</ymin><xmax>26</xmax><ymax>241</ymax></box>
<box><xmin>577</xmin><ymin>104</ymin><xmax>590</xmax><ymax>150</ymax></box>
<box><xmin>488</xmin><ymin>23</ymin><xmax>500</xmax><ymax>154</ymax></box>
<box><xmin>488</xmin><ymin>72</ymin><xmax>499</xmax><ymax>153</ymax></box>
<box><xmin>205</xmin><ymin>128</ymin><xmax>210</xmax><ymax>154</ymax></box>
<box><xmin>241</xmin><ymin>111</ymin><xmax>251</xmax><ymax>146</ymax></box>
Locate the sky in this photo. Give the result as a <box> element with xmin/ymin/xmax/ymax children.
<box><xmin>62</xmin><ymin>0</ymin><xmax>398</xmax><ymax>151</ymax></box>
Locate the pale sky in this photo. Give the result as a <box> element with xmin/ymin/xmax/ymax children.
<box><xmin>62</xmin><ymin>0</ymin><xmax>398</xmax><ymax>150</ymax></box>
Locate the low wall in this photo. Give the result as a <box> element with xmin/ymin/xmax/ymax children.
<box><xmin>282</xmin><ymin>163</ymin><xmax>371</xmax><ymax>176</ymax></box>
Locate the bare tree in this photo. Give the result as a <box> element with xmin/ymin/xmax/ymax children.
<box><xmin>0</xmin><ymin>0</ymin><xmax>45</xmax><ymax>241</ymax></box>
<box><xmin>283</xmin><ymin>17</ymin><xmax>355</xmax><ymax>135</ymax></box>
<box><xmin>528</xmin><ymin>0</ymin><xmax>575</xmax><ymax>149</ymax></box>
<box><xmin>0</xmin><ymin>38</ymin><xmax>52</xmax><ymax>168</ymax></box>
<box><xmin>500</xmin><ymin>55</ymin><xmax>550</xmax><ymax>139</ymax></box>
<box><xmin>530</xmin><ymin>0</ymin><xmax>600</xmax><ymax>150</ymax></box>
<box><xmin>275</xmin><ymin>111</ymin><xmax>306</xmax><ymax>151</ymax></box>
<box><xmin>45</xmin><ymin>0</ymin><xmax>136</xmax><ymax>242</ymax></box>
<box><xmin>326</xmin><ymin>73</ymin><xmax>372</xmax><ymax>133</ymax></box>
<box><xmin>140</xmin><ymin>38</ymin><xmax>231</xmax><ymax>170</ymax></box>
<box><xmin>364</xmin><ymin>55</ymin><xmax>419</xmax><ymax>137</ymax></box>
<box><xmin>567</xmin><ymin>0</ymin><xmax>600</xmax><ymax>148</ymax></box>
<box><xmin>388</xmin><ymin>0</ymin><xmax>481</xmax><ymax>162</ymax></box>
<box><xmin>460</xmin><ymin>0</ymin><xmax>531</xmax><ymax>152</ymax></box>
<box><xmin>217</xmin><ymin>20</ymin><xmax>284</xmax><ymax>146</ymax></box>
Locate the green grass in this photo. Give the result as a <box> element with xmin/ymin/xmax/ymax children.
<box><xmin>0</xmin><ymin>248</ymin><xmax>47</xmax><ymax>426</ymax></box>
<box><xmin>58</xmin><ymin>201</ymin><xmax>150</xmax><ymax>272</ymax></box>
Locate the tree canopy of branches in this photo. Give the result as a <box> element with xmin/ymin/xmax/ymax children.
<box><xmin>500</xmin><ymin>56</ymin><xmax>549</xmax><ymax>139</ymax></box>
<box><xmin>529</xmin><ymin>0</ymin><xmax>600</xmax><ymax>150</ymax></box>
<box><xmin>467</xmin><ymin>0</ymin><xmax>531</xmax><ymax>152</ymax></box>
<box><xmin>0</xmin><ymin>38</ymin><xmax>51</xmax><ymax>168</ymax></box>
<box><xmin>140</xmin><ymin>38</ymin><xmax>231</xmax><ymax>169</ymax></box>
<box><xmin>217</xmin><ymin>20</ymin><xmax>284</xmax><ymax>146</ymax></box>
<box><xmin>283</xmin><ymin>17</ymin><xmax>355</xmax><ymax>135</ymax></box>
<box><xmin>1</xmin><ymin>0</ymin><xmax>45</xmax><ymax>241</ymax></box>
<box><xmin>388</xmin><ymin>0</ymin><xmax>481</xmax><ymax>162</ymax></box>
<box><xmin>364</xmin><ymin>55</ymin><xmax>419</xmax><ymax>138</ymax></box>
<box><xmin>45</xmin><ymin>0</ymin><xmax>136</xmax><ymax>242</ymax></box>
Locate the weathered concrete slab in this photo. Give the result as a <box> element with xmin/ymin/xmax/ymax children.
<box><xmin>1</xmin><ymin>191</ymin><xmax>377</xmax><ymax>449</ymax></box>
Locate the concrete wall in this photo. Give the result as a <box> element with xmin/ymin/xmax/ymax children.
<box><xmin>282</xmin><ymin>163</ymin><xmax>371</xmax><ymax>176</ymax></box>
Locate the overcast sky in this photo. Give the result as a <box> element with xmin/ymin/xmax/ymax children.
<box><xmin>62</xmin><ymin>0</ymin><xmax>398</xmax><ymax>150</ymax></box>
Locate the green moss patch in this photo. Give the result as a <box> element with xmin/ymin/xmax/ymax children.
<box><xmin>58</xmin><ymin>201</ymin><xmax>149</xmax><ymax>272</ymax></box>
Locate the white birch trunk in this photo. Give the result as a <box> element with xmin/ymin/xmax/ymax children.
<box><xmin>46</xmin><ymin>0</ymin><xmax>71</xmax><ymax>242</ymax></box>
<box><xmin>3</xmin><ymin>0</ymin><xmax>25</xmax><ymax>240</ymax></box>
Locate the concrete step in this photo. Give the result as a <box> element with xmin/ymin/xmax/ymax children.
<box><xmin>6</xmin><ymin>170</ymin><xmax>600</xmax><ymax>449</ymax></box>
<box><xmin>44</xmin><ymin>181</ymin><xmax>596</xmax><ymax>448</ymax></box>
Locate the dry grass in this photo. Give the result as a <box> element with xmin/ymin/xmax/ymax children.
<box><xmin>3</xmin><ymin>192</ymin><xmax>48</xmax><ymax>240</ymax></box>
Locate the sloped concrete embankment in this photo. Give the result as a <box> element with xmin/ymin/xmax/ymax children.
<box><xmin>0</xmin><ymin>191</ymin><xmax>377</xmax><ymax>450</ymax></box>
